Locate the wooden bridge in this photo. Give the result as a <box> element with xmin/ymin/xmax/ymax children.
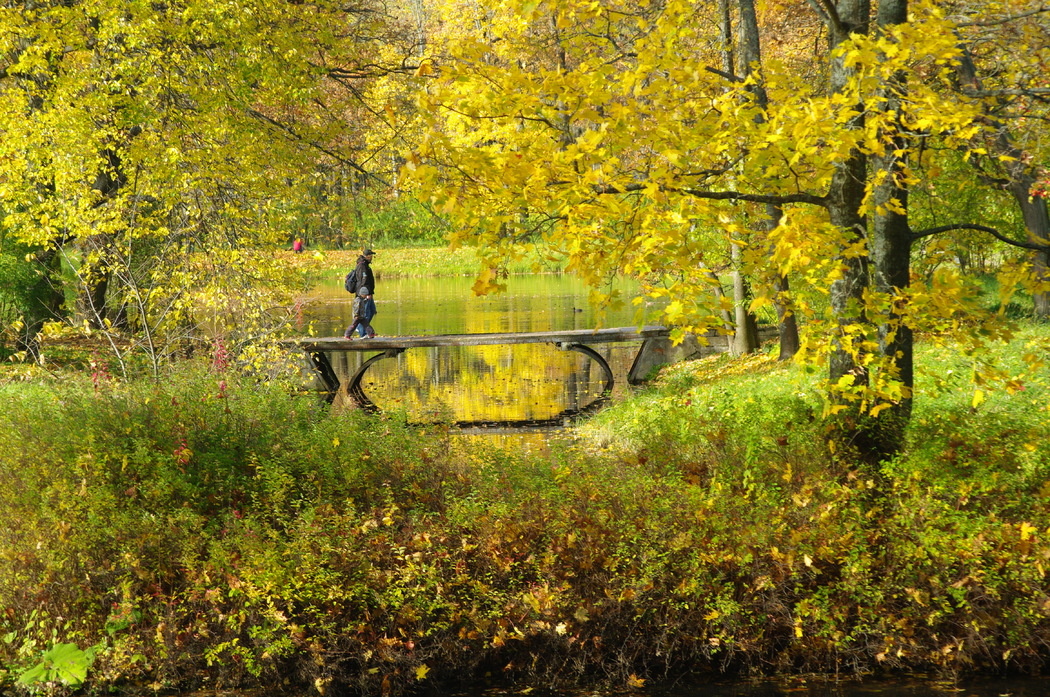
<box><xmin>290</xmin><ymin>325</ymin><xmax>776</xmax><ymax>426</ymax></box>
<box><xmin>290</xmin><ymin>326</ymin><xmax>685</xmax><ymax>417</ymax></box>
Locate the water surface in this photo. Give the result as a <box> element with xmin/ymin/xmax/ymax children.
<box><xmin>301</xmin><ymin>274</ymin><xmax>651</xmax><ymax>423</ymax></box>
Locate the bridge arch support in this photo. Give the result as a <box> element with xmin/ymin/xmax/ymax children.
<box><xmin>293</xmin><ymin>326</ymin><xmax>680</xmax><ymax>422</ymax></box>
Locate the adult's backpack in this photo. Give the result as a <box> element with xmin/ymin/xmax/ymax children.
<box><xmin>344</xmin><ymin>269</ymin><xmax>359</xmax><ymax>294</ymax></box>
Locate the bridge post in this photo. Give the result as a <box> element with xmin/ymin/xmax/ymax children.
<box><xmin>346</xmin><ymin>349</ymin><xmax>405</xmax><ymax>412</ymax></box>
<box><xmin>628</xmin><ymin>335</ymin><xmax>706</xmax><ymax>384</ymax></box>
<box><xmin>308</xmin><ymin>351</ymin><xmax>341</xmax><ymax>403</ymax></box>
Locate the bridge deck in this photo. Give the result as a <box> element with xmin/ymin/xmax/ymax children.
<box><xmin>292</xmin><ymin>325</ymin><xmax>671</xmax><ymax>352</ymax></box>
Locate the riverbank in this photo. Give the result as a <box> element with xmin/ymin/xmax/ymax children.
<box><xmin>288</xmin><ymin>245</ymin><xmax>564</xmax><ymax>282</ymax></box>
<box><xmin>2</xmin><ymin>324</ymin><xmax>1048</xmax><ymax>695</ymax></box>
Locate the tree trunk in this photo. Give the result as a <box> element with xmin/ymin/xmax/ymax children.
<box><xmin>738</xmin><ymin>0</ymin><xmax>799</xmax><ymax>359</ymax></box>
<box><xmin>704</xmin><ymin>268</ymin><xmax>737</xmax><ymax>353</ymax></box>
<box><xmin>731</xmin><ymin>242</ymin><xmax>760</xmax><ymax>355</ymax></box>
<box><xmin>771</xmin><ymin>245</ymin><xmax>801</xmax><ymax>360</ymax></box>
<box><xmin>719</xmin><ymin>0</ymin><xmax>760</xmax><ymax>356</ymax></box>
<box><xmin>76</xmin><ymin>234</ymin><xmax>112</xmax><ymax>329</ymax></box>
<box><xmin>1007</xmin><ymin>176</ymin><xmax>1050</xmax><ymax>320</ymax></box>
<box><xmin>824</xmin><ymin>0</ymin><xmax>880</xmax><ymax>459</ymax></box>
<box><xmin>17</xmin><ymin>247</ymin><xmax>66</xmax><ymax>360</ymax></box>
<box><xmin>826</xmin><ymin>0</ymin><xmax>870</xmax><ymax>381</ymax></box>
<box><xmin>76</xmin><ymin>144</ymin><xmax>131</xmax><ymax>329</ymax></box>
<box><xmin>869</xmin><ymin>0</ymin><xmax>913</xmax><ymax>458</ymax></box>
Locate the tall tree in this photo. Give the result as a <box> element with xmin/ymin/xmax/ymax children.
<box><xmin>820</xmin><ymin>0</ymin><xmax>872</xmax><ymax>445</ymax></box>
<box><xmin>718</xmin><ymin>0</ymin><xmax>761</xmax><ymax>357</ymax></box>
<box><xmin>867</xmin><ymin>0</ymin><xmax>915</xmax><ymax>454</ymax></box>
<box><xmin>736</xmin><ymin>0</ymin><xmax>801</xmax><ymax>360</ymax></box>
<box><xmin>408</xmin><ymin>0</ymin><xmax>1050</xmax><ymax>462</ymax></box>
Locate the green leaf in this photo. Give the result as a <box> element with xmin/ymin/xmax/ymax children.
<box><xmin>18</xmin><ymin>642</ymin><xmax>94</xmax><ymax>688</ymax></box>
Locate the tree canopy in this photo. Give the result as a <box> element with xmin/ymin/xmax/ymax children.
<box><xmin>2</xmin><ymin>0</ymin><xmax>1049</xmax><ymax>458</ymax></box>
<box><xmin>405</xmin><ymin>0</ymin><xmax>1050</xmax><ymax>459</ymax></box>
<box><xmin>0</xmin><ymin>0</ymin><xmax>422</xmax><ymax>369</ymax></box>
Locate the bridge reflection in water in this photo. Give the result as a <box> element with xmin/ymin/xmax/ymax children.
<box><xmin>322</xmin><ymin>343</ymin><xmax>626</xmax><ymax>428</ymax></box>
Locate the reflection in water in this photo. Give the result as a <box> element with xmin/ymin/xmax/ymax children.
<box><xmin>301</xmin><ymin>274</ymin><xmax>648</xmax><ymax>424</ymax></box>
<box><xmin>453</xmin><ymin>676</ymin><xmax>1050</xmax><ymax>697</ymax></box>
<box><xmin>338</xmin><ymin>343</ymin><xmax>637</xmax><ymax>423</ymax></box>
<box><xmin>646</xmin><ymin>676</ymin><xmax>1050</xmax><ymax>696</ymax></box>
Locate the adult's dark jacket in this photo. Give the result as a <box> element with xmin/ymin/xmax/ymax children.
<box><xmin>354</xmin><ymin>255</ymin><xmax>375</xmax><ymax>296</ymax></box>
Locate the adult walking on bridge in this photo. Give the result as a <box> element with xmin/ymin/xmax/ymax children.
<box><xmin>344</xmin><ymin>248</ymin><xmax>378</xmax><ymax>338</ymax></box>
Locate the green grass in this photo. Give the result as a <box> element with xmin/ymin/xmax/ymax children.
<box><xmin>582</xmin><ymin>326</ymin><xmax>1050</xmax><ymax>529</ymax></box>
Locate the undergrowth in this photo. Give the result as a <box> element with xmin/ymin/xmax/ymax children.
<box><xmin>1</xmin><ymin>329</ymin><xmax>1049</xmax><ymax>696</ymax></box>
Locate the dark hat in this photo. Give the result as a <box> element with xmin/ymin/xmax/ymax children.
<box><xmin>363</xmin><ymin>248</ymin><xmax>375</xmax><ymax>256</ymax></box>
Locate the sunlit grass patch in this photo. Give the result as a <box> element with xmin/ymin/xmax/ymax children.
<box><xmin>657</xmin><ymin>349</ymin><xmax>783</xmax><ymax>387</ymax></box>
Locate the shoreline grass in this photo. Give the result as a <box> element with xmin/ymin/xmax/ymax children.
<box><xmin>287</xmin><ymin>245</ymin><xmax>566</xmax><ymax>282</ymax></box>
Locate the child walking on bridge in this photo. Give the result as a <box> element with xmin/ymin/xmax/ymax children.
<box><xmin>344</xmin><ymin>286</ymin><xmax>376</xmax><ymax>339</ymax></box>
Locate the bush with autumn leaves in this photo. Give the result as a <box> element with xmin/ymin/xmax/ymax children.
<box><xmin>1</xmin><ymin>332</ymin><xmax>1049</xmax><ymax>695</ymax></box>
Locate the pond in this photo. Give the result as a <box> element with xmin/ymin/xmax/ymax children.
<box><xmin>300</xmin><ymin>273</ymin><xmax>666</xmax><ymax>425</ymax></box>
<box><xmin>443</xmin><ymin>673</ymin><xmax>1049</xmax><ymax>696</ymax></box>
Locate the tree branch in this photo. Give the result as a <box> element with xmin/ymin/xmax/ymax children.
<box><xmin>703</xmin><ymin>65</ymin><xmax>744</xmax><ymax>83</ymax></box>
<box><xmin>807</xmin><ymin>0</ymin><xmax>843</xmax><ymax>34</ymax></box>
<box><xmin>584</xmin><ymin>180</ymin><xmax>827</xmax><ymax>206</ymax></box>
<box><xmin>957</xmin><ymin>87</ymin><xmax>1050</xmax><ymax>99</ymax></box>
<box><xmin>682</xmin><ymin>188</ymin><xmax>827</xmax><ymax>206</ymax></box>
<box><xmin>955</xmin><ymin>5</ymin><xmax>1050</xmax><ymax>28</ymax></box>
<box><xmin>910</xmin><ymin>223</ymin><xmax>1050</xmax><ymax>251</ymax></box>
<box><xmin>326</xmin><ymin>63</ymin><xmax>422</xmax><ymax>80</ymax></box>
<box><xmin>245</xmin><ymin>108</ymin><xmax>390</xmax><ymax>187</ymax></box>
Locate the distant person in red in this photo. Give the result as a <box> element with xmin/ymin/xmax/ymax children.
<box><xmin>292</xmin><ymin>238</ymin><xmax>304</xmax><ymax>253</ymax></box>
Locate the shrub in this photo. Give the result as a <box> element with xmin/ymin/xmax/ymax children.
<box><xmin>2</xmin><ymin>336</ymin><xmax>1050</xmax><ymax>695</ymax></box>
